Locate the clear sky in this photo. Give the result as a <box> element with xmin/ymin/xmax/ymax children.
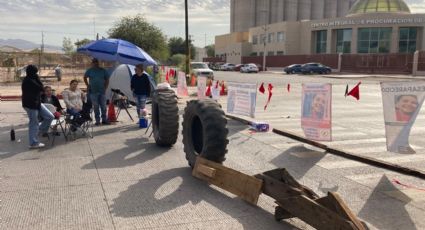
<box><xmin>0</xmin><ymin>0</ymin><xmax>424</xmax><ymax>48</ymax></box>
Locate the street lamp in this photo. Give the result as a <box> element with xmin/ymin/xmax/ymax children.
<box><xmin>261</xmin><ymin>3</ymin><xmax>268</xmax><ymax>71</ymax></box>
<box><xmin>185</xmin><ymin>0</ymin><xmax>190</xmax><ymax>75</ymax></box>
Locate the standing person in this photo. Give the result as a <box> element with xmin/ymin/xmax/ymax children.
<box><xmin>131</xmin><ymin>64</ymin><xmax>151</xmax><ymax>118</ymax></box>
<box><xmin>84</xmin><ymin>58</ymin><xmax>110</xmax><ymax>125</ymax></box>
<box><xmin>21</xmin><ymin>65</ymin><xmax>54</xmax><ymax>149</ymax></box>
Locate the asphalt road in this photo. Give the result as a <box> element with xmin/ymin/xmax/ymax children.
<box><xmin>1</xmin><ymin>72</ymin><xmax>425</xmax><ymax>229</ymax></box>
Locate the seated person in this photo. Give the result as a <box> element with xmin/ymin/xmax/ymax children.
<box><xmin>62</xmin><ymin>80</ymin><xmax>91</xmax><ymax>129</ymax></box>
<box><xmin>41</xmin><ymin>86</ymin><xmax>63</xmax><ymax>115</ymax></box>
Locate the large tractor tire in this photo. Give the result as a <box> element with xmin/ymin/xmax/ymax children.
<box><xmin>152</xmin><ymin>89</ymin><xmax>179</xmax><ymax>147</ymax></box>
<box><xmin>182</xmin><ymin>99</ymin><xmax>229</xmax><ymax>167</ymax></box>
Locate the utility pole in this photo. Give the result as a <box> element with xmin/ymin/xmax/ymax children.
<box><xmin>93</xmin><ymin>17</ymin><xmax>98</xmax><ymax>40</ymax></box>
<box><xmin>185</xmin><ymin>0</ymin><xmax>190</xmax><ymax>75</ymax></box>
<box><xmin>39</xmin><ymin>31</ymin><xmax>44</xmax><ymax>68</ymax></box>
<box><xmin>261</xmin><ymin>1</ymin><xmax>268</xmax><ymax>72</ymax></box>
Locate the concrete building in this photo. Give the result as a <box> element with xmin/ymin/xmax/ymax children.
<box><xmin>230</xmin><ymin>0</ymin><xmax>358</xmax><ymax>33</ymax></box>
<box><xmin>217</xmin><ymin>0</ymin><xmax>425</xmax><ymax>65</ymax></box>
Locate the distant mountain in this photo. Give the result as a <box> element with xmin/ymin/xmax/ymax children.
<box><xmin>0</xmin><ymin>39</ymin><xmax>62</xmax><ymax>52</ymax></box>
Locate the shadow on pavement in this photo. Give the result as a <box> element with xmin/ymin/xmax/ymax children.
<box><xmin>358</xmin><ymin>175</ymin><xmax>415</xmax><ymax>230</ymax></box>
<box><xmin>82</xmin><ymin>137</ymin><xmax>168</xmax><ymax>169</ymax></box>
<box><xmin>270</xmin><ymin>145</ymin><xmax>325</xmax><ymax>179</ymax></box>
<box><xmin>110</xmin><ymin>167</ymin><xmax>299</xmax><ymax>229</ymax></box>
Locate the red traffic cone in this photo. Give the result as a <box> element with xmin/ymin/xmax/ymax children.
<box><xmin>190</xmin><ymin>74</ymin><xmax>196</xmax><ymax>86</ymax></box>
<box><xmin>107</xmin><ymin>102</ymin><xmax>117</xmax><ymax>122</ymax></box>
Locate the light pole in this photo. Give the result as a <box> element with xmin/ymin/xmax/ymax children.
<box><xmin>185</xmin><ymin>0</ymin><xmax>190</xmax><ymax>75</ymax></box>
<box><xmin>261</xmin><ymin>2</ymin><xmax>268</xmax><ymax>71</ymax></box>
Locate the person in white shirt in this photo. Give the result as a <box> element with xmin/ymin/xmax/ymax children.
<box><xmin>62</xmin><ymin>80</ymin><xmax>85</xmax><ymax>116</ymax></box>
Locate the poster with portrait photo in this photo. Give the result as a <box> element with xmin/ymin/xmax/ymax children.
<box><xmin>381</xmin><ymin>82</ymin><xmax>425</xmax><ymax>154</ymax></box>
<box><xmin>301</xmin><ymin>83</ymin><xmax>332</xmax><ymax>141</ymax></box>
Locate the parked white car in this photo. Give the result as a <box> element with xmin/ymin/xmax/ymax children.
<box><xmin>240</xmin><ymin>63</ymin><xmax>259</xmax><ymax>73</ymax></box>
<box><xmin>191</xmin><ymin>62</ymin><xmax>214</xmax><ymax>80</ymax></box>
<box><xmin>220</xmin><ymin>63</ymin><xmax>236</xmax><ymax>71</ymax></box>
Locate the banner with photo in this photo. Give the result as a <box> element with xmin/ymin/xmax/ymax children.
<box><xmin>197</xmin><ymin>76</ymin><xmax>207</xmax><ymax>99</ymax></box>
<box><xmin>381</xmin><ymin>82</ymin><xmax>425</xmax><ymax>154</ymax></box>
<box><xmin>227</xmin><ymin>82</ymin><xmax>257</xmax><ymax>118</ymax></box>
<box><xmin>177</xmin><ymin>71</ymin><xmax>189</xmax><ymax>97</ymax></box>
<box><xmin>301</xmin><ymin>83</ymin><xmax>332</xmax><ymax>141</ymax></box>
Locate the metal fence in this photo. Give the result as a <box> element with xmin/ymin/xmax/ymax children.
<box><xmin>418</xmin><ymin>51</ymin><xmax>425</xmax><ymax>72</ymax></box>
<box><xmin>0</xmin><ymin>51</ymin><xmax>108</xmax><ymax>83</ymax></box>
<box><xmin>340</xmin><ymin>53</ymin><xmax>414</xmax><ymax>74</ymax></box>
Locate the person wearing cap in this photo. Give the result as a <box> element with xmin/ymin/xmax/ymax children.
<box><xmin>131</xmin><ymin>64</ymin><xmax>151</xmax><ymax>118</ymax></box>
<box><xmin>84</xmin><ymin>58</ymin><xmax>110</xmax><ymax>125</ymax></box>
<box><xmin>21</xmin><ymin>65</ymin><xmax>54</xmax><ymax>149</ymax></box>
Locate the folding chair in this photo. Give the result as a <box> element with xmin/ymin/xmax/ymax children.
<box><xmin>42</xmin><ymin>103</ymin><xmax>68</xmax><ymax>146</ymax></box>
<box><xmin>64</xmin><ymin>104</ymin><xmax>94</xmax><ymax>140</ymax></box>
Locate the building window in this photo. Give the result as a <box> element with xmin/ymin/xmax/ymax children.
<box><xmin>252</xmin><ymin>35</ymin><xmax>258</xmax><ymax>45</ymax></box>
<box><xmin>259</xmin><ymin>52</ymin><xmax>264</xmax><ymax>56</ymax></box>
<box><xmin>268</xmin><ymin>33</ymin><xmax>275</xmax><ymax>43</ymax></box>
<box><xmin>277</xmin><ymin>32</ymin><xmax>284</xmax><ymax>42</ymax></box>
<box><xmin>315</xmin><ymin>30</ymin><xmax>327</xmax><ymax>54</ymax></box>
<box><xmin>276</xmin><ymin>51</ymin><xmax>284</xmax><ymax>55</ymax></box>
<box><xmin>267</xmin><ymin>51</ymin><xmax>274</xmax><ymax>56</ymax></box>
<box><xmin>399</xmin><ymin>27</ymin><xmax>417</xmax><ymax>53</ymax></box>
<box><xmin>336</xmin><ymin>29</ymin><xmax>352</xmax><ymax>53</ymax></box>
<box><xmin>260</xmin><ymin>34</ymin><xmax>267</xmax><ymax>45</ymax></box>
<box><xmin>250</xmin><ymin>52</ymin><xmax>257</xmax><ymax>56</ymax></box>
<box><xmin>357</xmin><ymin>28</ymin><xmax>392</xmax><ymax>53</ymax></box>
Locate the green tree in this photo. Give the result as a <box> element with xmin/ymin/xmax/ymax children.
<box><xmin>74</xmin><ymin>38</ymin><xmax>92</xmax><ymax>48</ymax></box>
<box><xmin>205</xmin><ymin>44</ymin><xmax>215</xmax><ymax>57</ymax></box>
<box><xmin>108</xmin><ymin>14</ymin><xmax>169</xmax><ymax>61</ymax></box>
<box><xmin>62</xmin><ymin>37</ymin><xmax>75</xmax><ymax>55</ymax></box>
<box><xmin>168</xmin><ymin>36</ymin><xmax>196</xmax><ymax>60</ymax></box>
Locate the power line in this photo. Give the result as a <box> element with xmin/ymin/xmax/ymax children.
<box><xmin>0</xmin><ymin>28</ymin><xmax>93</xmax><ymax>36</ymax></box>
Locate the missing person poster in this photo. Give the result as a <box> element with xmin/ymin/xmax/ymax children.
<box><xmin>301</xmin><ymin>83</ymin><xmax>332</xmax><ymax>141</ymax></box>
<box><xmin>197</xmin><ymin>76</ymin><xmax>207</xmax><ymax>99</ymax></box>
<box><xmin>227</xmin><ymin>82</ymin><xmax>257</xmax><ymax>118</ymax></box>
<box><xmin>177</xmin><ymin>71</ymin><xmax>189</xmax><ymax>97</ymax></box>
<box><xmin>381</xmin><ymin>82</ymin><xmax>425</xmax><ymax>154</ymax></box>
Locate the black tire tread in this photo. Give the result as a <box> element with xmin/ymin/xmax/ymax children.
<box><xmin>182</xmin><ymin>99</ymin><xmax>229</xmax><ymax>167</ymax></box>
<box><xmin>152</xmin><ymin>89</ymin><xmax>179</xmax><ymax>147</ymax></box>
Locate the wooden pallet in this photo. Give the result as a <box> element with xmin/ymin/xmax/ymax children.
<box><xmin>192</xmin><ymin>157</ymin><xmax>368</xmax><ymax>230</ymax></box>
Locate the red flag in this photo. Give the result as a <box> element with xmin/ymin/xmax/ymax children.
<box><xmin>215</xmin><ymin>80</ymin><xmax>219</xmax><ymax>89</ymax></box>
<box><xmin>287</xmin><ymin>83</ymin><xmax>291</xmax><ymax>93</ymax></box>
<box><xmin>264</xmin><ymin>83</ymin><xmax>273</xmax><ymax>110</ymax></box>
<box><xmin>347</xmin><ymin>82</ymin><xmax>361</xmax><ymax>100</ymax></box>
<box><xmin>259</xmin><ymin>83</ymin><xmax>265</xmax><ymax>94</ymax></box>
<box><xmin>220</xmin><ymin>81</ymin><xmax>226</xmax><ymax>95</ymax></box>
<box><xmin>206</xmin><ymin>85</ymin><xmax>211</xmax><ymax>97</ymax></box>
<box><xmin>165</xmin><ymin>71</ymin><xmax>170</xmax><ymax>83</ymax></box>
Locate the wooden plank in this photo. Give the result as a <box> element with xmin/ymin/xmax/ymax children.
<box><xmin>327</xmin><ymin>192</ymin><xmax>366</xmax><ymax>230</ymax></box>
<box><xmin>262</xmin><ymin>168</ymin><xmax>319</xmax><ymax>199</ymax></box>
<box><xmin>277</xmin><ymin>196</ymin><xmax>359</xmax><ymax>230</ymax></box>
<box><xmin>197</xmin><ymin>164</ymin><xmax>216</xmax><ymax>178</ymax></box>
<box><xmin>192</xmin><ymin>157</ymin><xmax>263</xmax><ymax>205</ymax></box>
<box><xmin>255</xmin><ymin>174</ymin><xmax>305</xmax><ymax>200</ymax></box>
<box><xmin>274</xmin><ymin>205</ymin><xmax>293</xmax><ymax>220</ymax></box>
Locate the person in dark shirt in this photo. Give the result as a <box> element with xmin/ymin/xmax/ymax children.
<box><xmin>131</xmin><ymin>64</ymin><xmax>151</xmax><ymax>118</ymax></box>
<box><xmin>21</xmin><ymin>65</ymin><xmax>54</xmax><ymax>149</ymax></box>
<box><xmin>41</xmin><ymin>86</ymin><xmax>63</xmax><ymax>112</ymax></box>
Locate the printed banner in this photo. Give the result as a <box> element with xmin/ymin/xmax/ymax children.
<box><xmin>301</xmin><ymin>83</ymin><xmax>332</xmax><ymax>141</ymax></box>
<box><xmin>227</xmin><ymin>82</ymin><xmax>257</xmax><ymax>118</ymax></box>
<box><xmin>197</xmin><ymin>76</ymin><xmax>207</xmax><ymax>99</ymax></box>
<box><xmin>211</xmin><ymin>86</ymin><xmax>220</xmax><ymax>100</ymax></box>
<box><xmin>177</xmin><ymin>71</ymin><xmax>189</xmax><ymax>97</ymax></box>
<box><xmin>381</xmin><ymin>82</ymin><xmax>425</xmax><ymax>154</ymax></box>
